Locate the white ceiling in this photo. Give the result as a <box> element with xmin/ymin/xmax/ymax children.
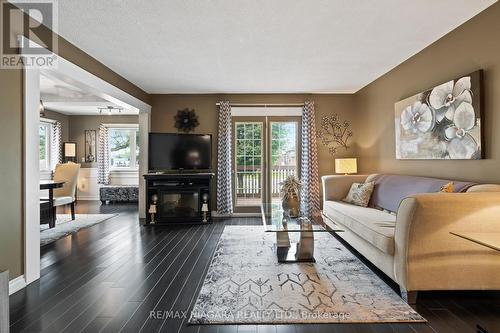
<box><xmin>53</xmin><ymin>0</ymin><xmax>496</xmax><ymax>94</ymax></box>
<box><xmin>40</xmin><ymin>74</ymin><xmax>138</xmax><ymax>115</ymax></box>
<box><xmin>40</xmin><ymin>74</ymin><xmax>107</xmax><ymax>102</ymax></box>
<box><xmin>42</xmin><ymin>102</ymin><xmax>138</xmax><ymax>116</ymax></box>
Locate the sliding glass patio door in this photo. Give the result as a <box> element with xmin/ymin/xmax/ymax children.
<box><xmin>233</xmin><ymin>118</ymin><xmax>264</xmax><ymax>212</ymax></box>
<box><xmin>232</xmin><ymin>116</ymin><xmax>300</xmax><ymax>213</ymax></box>
<box><xmin>268</xmin><ymin>118</ymin><xmax>300</xmax><ymax>204</ymax></box>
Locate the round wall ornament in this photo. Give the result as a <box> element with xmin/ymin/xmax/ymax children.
<box><xmin>174</xmin><ymin>108</ymin><xmax>200</xmax><ymax>133</ymax></box>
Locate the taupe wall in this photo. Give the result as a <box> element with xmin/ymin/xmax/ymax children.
<box><xmin>68</xmin><ymin>115</ymin><xmax>138</xmax><ymax>167</ymax></box>
<box><xmin>0</xmin><ymin>3</ymin><xmax>149</xmax><ymax>279</ymax></box>
<box><xmin>0</xmin><ymin>67</ymin><xmax>23</xmax><ymax>281</ymax></box>
<box><xmin>151</xmin><ymin>94</ymin><xmax>357</xmax><ymax>206</ymax></box>
<box><xmin>355</xmin><ymin>2</ymin><xmax>500</xmax><ymax>183</ymax></box>
<box><xmin>43</xmin><ymin>110</ymin><xmax>69</xmax><ymax>142</ymax></box>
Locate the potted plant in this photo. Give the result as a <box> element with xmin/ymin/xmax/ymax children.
<box><xmin>280</xmin><ymin>175</ymin><xmax>301</xmax><ymax>217</ymax></box>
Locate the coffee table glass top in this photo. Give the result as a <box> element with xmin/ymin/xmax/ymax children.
<box><xmin>261</xmin><ymin>203</ymin><xmax>343</xmax><ymax>232</ymax></box>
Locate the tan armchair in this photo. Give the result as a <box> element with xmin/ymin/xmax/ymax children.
<box><xmin>47</xmin><ymin>162</ymin><xmax>80</xmax><ymax>221</ymax></box>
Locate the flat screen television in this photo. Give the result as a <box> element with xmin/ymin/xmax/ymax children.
<box><xmin>148</xmin><ymin>133</ymin><xmax>212</xmax><ymax>171</ymax></box>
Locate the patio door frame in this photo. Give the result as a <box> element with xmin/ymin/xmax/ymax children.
<box><xmin>266</xmin><ymin>116</ymin><xmax>302</xmax><ymax>206</ymax></box>
<box><xmin>232</xmin><ymin>116</ymin><xmax>301</xmax><ymax>213</ymax></box>
<box><xmin>232</xmin><ymin>117</ymin><xmax>266</xmax><ymax>213</ymax></box>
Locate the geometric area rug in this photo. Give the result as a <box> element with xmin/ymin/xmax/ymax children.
<box><xmin>189</xmin><ymin>226</ymin><xmax>426</xmax><ymax>324</ymax></box>
<box><xmin>40</xmin><ymin>214</ymin><xmax>117</xmax><ymax>246</ymax></box>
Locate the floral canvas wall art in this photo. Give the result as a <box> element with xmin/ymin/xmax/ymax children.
<box><xmin>395</xmin><ymin>70</ymin><xmax>483</xmax><ymax>159</ymax></box>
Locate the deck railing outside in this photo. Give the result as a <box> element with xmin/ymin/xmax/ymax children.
<box><xmin>235</xmin><ymin>165</ymin><xmax>296</xmax><ymax>205</ymax></box>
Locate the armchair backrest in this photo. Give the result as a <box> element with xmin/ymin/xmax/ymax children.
<box><xmin>53</xmin><ymin>162</ymin><xmax>80</xmax><ymax>199</ymax></box>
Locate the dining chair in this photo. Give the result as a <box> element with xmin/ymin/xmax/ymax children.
<box><xmin>50</xmin><ymin>162</ymin><xmax>81</xmax><ymax>221</ymax></box>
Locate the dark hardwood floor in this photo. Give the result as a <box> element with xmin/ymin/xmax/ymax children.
<box><xmin>9</xmin><ymin>201</ymin><xmax>500</xmax><ymax>333</ymax></box>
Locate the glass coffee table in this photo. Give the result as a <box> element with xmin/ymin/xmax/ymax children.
<box><xmin>261</xmin><ymin>203</ymin><xmax>343</xmax><ymax>263</ymax></box>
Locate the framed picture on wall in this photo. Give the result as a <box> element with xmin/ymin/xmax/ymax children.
<box><xmin>395</xmin><ymin>70</ymin><xmax>483</xmax><ymax>160</ymax></box>
<box><xmin>85</xmin><ymin>130</ymin><xmax>97</xmax><ymax>162</ymax></box>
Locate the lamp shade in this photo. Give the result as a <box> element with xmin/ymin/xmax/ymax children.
<box><xmin>64</xmin><ymin>142</ymin><xmax>76</xmax><ymax>157</ymax></box>
<box><xmin>335</xmin><ymin>158</ymin><xmax>357</xmax><ymax>174</ymax></box>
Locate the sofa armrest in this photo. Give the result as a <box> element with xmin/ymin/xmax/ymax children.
<box><xmin>321</xmin><ymin>175</ymin><xmax>369</xmax><ymax>202</ymax></box>
<box><xmin>394</xmin><ymin>192</ymin><xmax>500</xmax><ymax>291</ymax></box>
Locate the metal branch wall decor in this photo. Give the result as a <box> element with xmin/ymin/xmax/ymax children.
<box><xmin>174</xmin><ymin>108</ymin><xmax>200</xmax><ymax>133</ymax></box>
<box><xmin>317</xmin><ymin>114</ymin><xmax>353</xmax><ymax>155</ymax></box>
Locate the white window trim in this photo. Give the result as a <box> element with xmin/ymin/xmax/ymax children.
<box><xmin>231</xmin><ymin>107</ymin><xmax>302</xmax><ymax>117</ymax></box>
<box><xmin>39</xmin><ymin>121</ymin><xmax>52</xmax><ymax>172</ymax></box>
<box><xmin>108</xmin><ymin>124</ymin><xmax>139</xmax><ymax>171</ymax></box>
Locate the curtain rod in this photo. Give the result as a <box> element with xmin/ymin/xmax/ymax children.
<box><xmin>215</xmin><ymin>103</ymin><xmax>304</xmax><ymax>107</ymax></box>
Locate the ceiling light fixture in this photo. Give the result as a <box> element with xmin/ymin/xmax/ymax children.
<box><xmin>98</xmin><ymin>106</ymin><xmax>123</xmax><ymax>115</ymax></box>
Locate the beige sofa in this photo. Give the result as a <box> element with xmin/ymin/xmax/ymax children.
<box><xmin>321</xmin><ymin>174</ymin><xmax>500</xmax><ymax>304</ymax></box>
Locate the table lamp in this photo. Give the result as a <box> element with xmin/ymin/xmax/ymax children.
<box><xmin>335</xmin><ymin>158</ymin><xmax>357</xmax><ymax>175</ymax></box>
<box><xmin>63</xmin><ymin>142</ymin><xmax>77</xmax><ymax>163</ymax></box>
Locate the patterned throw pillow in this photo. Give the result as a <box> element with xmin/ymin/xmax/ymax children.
<box><xmin>343</xmin><ymin>182</ymin><xmax>375</xmax><ymax>207</ymax></box>
<box><xmin>440</xmin><ymin>182</ymin><xmax>455</xmax><ymax>193</ymax></box>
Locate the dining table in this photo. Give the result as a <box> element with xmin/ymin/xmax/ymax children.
<box><xmin>40</xmin><ymin>180</ymin><xmax>65</xmax><ymax>228</ymax></box>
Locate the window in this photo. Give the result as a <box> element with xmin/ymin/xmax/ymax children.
<box><xmin>39</xmin><ymin>122</ymin><xmax>51</xmax><ymax>171</ymax></box>
<box><xmin>109</xmin><ymin>127</ymin><xmax>139</xmax><ymax>170</ymax></box>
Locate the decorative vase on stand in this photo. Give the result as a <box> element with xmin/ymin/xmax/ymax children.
<box><xmin>282</xmin><ymin>193</ymin><xmax>300</xmax><ymax>218</ymax></box>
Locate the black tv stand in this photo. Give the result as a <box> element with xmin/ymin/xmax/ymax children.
<box><xmin>143</xmin><ymin>172</ymin><xmax>214</xmax><ymax>225</ymax></box>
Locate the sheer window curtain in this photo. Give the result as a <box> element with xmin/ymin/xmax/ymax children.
<box><xmin>300</xmin><ymin>101</ymin><xmax>320</xmax><ymax>217</ymax></box>
<box><xmin>97</xmin><ymin>124</ymin><xmax>110</xmax><ymax>185</ymax></box>
<box><xmin>50</xmin><ymin>120</ymin><xmax>62</xmax><ymax>169</ymax></box>
<box><xmin>216</xmin><ymin>101</ymin><xmax>233</xmax><ymax>214</ymax></box>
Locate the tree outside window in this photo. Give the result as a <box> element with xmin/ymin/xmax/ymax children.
<box><xmin>109</xmin><ymin>127</ymin><xmax>139</xmax><ymax>170</ymax></box>
<box><xmin>39</xmin><ymin>122</ymin><xmax>51</xmax><ymax>170</ymax></box>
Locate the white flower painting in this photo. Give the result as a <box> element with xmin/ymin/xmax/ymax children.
<box><xmin>395</xmin><ymin>70</ymin><xmax>483</xmax><ymax>159</ymax></box>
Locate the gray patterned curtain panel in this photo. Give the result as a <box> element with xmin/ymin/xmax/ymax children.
<box><xmin>97</xmin><ymin>124</ymin><xmax>110</xmax><ymax>185</ymax></box>
<box><xmin>50</xmin><ymin>120</ymin><xmax>62</xmax><ymax>169</ymax></box>
<box><xmin>216</xmin><ymin>101</ymin><xmax>233</xmax><ymax>215</ymax></box>
<box><xmin>300</xmin><ymin>101</ymin><xmax>320</xmax><ymax>217</ymax></box>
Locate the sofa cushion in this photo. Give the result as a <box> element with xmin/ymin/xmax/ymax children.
<box><xmin>342</xmin><ymin>181</ymin><xmax>375</xmax><ymax>207</ymax></box>
<box><xmin>323</xmin><ymin>200</ymin><xmax>396</xmax><ymax>255</ymax></box>
<box><xmin>439</xmin><ymin>182</ymin><xmax>455</xmax><ymax>193</ymax></box>
<box><xmin>369</xmin><ymin>174</ymin><xmax>475</xmax><ymax>212</ymax></box>
<box><xmin>466</xmin><ymin>184</ymin><xmax>500</xmax><ymax>192</ymax></box>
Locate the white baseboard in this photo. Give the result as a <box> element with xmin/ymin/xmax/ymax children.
<box><xmin>9</xmin><ymin>275</ymin><xmax>26</xmax><ymax>295</ymax></box>
<box><xmin>77</xmin><ymin>196</ymin><xmax>100</xmax><ymax>201</ymax></box>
